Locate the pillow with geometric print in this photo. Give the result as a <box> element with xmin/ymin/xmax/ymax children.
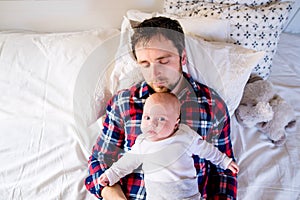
<box><xmin>212</xmin><ymin>0</ymin><xmax>276</xmax><ymax>6</ymax></box>
<box><xmin>163</xmin><ymin>0</ymin><xmax>294</xmax><ymax>79</ymax></box>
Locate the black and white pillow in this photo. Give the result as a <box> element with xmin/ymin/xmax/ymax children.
<box><xmin>164</xmin><ymin>0</ymin><xmax>294</xmax><ymax>79</ymax></box>
<box><xmin>212</xmin><ymin>0</ymin><xmax>277</xmax><ymax>6</ymax></box>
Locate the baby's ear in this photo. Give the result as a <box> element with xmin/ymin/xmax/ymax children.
<box><xmin>174</xmin><ymin>118</ymin><xmax>180</xmax><ymax>129</ymax></box>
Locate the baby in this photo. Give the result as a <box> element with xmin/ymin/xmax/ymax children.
<box><xmin>98</xmin><ymin>92</ymin><xmax>239</xmax><ymax>199</ymax></box>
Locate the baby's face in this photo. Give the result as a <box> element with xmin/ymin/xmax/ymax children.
<box><xmin>141</xmin><ymin>98</ymin><xmax>179</xmax><ymax>142</ymax></box>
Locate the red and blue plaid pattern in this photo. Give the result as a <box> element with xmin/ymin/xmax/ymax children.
<box><xmin>85</xmin><ymin>72</ymin><xmax>237</xmax><ymax>199</ymax></box>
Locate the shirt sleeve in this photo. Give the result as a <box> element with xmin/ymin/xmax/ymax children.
<box><xmin>189</xmin><ymin>136</ymin><xmax>232</xmax><ymax>170</ymax></box>
<box><xmin>207</xmin><ymin>91</ymin><xmax>237</xmax><ymax>200</ymax></box>
<box><xmin>85</xmin><ymin>94</ymin><xmax>126</xmax><ymax>199</ymax></box>
<box><xmin>105</xmin><ymin>143</ymin><xmax>142</xmax><ymax>186</ymax></box>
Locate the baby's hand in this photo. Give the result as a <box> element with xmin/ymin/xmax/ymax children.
<box><xmin>228</xmin><ymin>161</ymin><xmax>239</xmax><ymax>174</ymax></box>
<box><xmin>98</xmin><ymin>173</ymin><xmax>110</xmax><ymax>186</ymax></box>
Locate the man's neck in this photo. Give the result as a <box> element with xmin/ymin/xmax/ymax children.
<box><xmin>171</xmin><ymin>74</ymin><xmax>185</xmax><ymax>97</ymax></box>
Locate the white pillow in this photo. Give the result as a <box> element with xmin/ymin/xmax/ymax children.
<box><xmin>110</xmin><ymin>9</ymin><xmax>230</xmax><ymax>94</ymax></box>
<box><xmin>127</xmin><ymin>9</ymin><xmax>230</xmax><ymax>42</ymax></box>
<box><xmin>0</xmin><ymin>29</ymin><xmax>119</xmax><ymax>152</ymax></box>
<box><xmin>33</xmin><ymin>29</ymin><xmax>119</xmax><ymax>126</ymax></box>
<box><xmin>184</xmin><ymin>35</ymin><xmax>265</xmax><ymax>116</ymax></box>
<box><xmin>0</xmin><ymin>32</ymin><xmax>50</xmax><ymax>121</ymax></box>
<box><xmin>109</xmin><ymin>18</ymin><xmax>265</xmax><ymax>116</ymax></box>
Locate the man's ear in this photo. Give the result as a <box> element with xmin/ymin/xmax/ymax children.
<box><xmin>181</xmin><ymin>49</ymin><xmax>187</xmax><ymax>66</ymax></box>
<box><xmin>175</xmin><ymin>118</ymin><xmax>180</xmax><ymax>129</ymax></box>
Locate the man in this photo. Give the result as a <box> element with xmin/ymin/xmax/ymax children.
<box><xmin>85</xmin><ymin>16</ymin><xmax>237</xmax><ymax>200</ymax></box>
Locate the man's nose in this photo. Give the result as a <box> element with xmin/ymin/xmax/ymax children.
<box><xmin>150</xmin><ymin>63</ymin><xmax>161</xmax><ymax>78</ymax></box>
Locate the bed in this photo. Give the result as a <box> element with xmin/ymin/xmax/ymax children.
<box><xmin>0</xmin><ymin>0</ymin><xmax>299</xmax><ymax>200</ymax></box>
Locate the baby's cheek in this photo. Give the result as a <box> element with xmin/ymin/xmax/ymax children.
<box><xmin>140</xmin><ymin>122</ymin><xmax>149</xmax><ymax>133</ymax></box>
<box><xmin>140</xmin><ymin>124</ymin><xmax>146</xmax><ymax>133</ymax></box>
<box><xmin>159</xmin><ymin>123</ymin><xmax>170</xmax><ymax>132</ymax></box>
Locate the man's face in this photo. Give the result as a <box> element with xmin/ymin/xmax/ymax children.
<box><xmin>134</xmin><ymin>35</ymin><xmax>186</xmax><ymax>92</ymax></box>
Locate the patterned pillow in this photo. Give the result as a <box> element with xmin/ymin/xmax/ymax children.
<box><xmin>164</xmin><ymin>0</ymin><xmax>277</xmax><ymax>7</ymax></box>
<box><xmin>212</xmin><ymin>0</ymin><xmax>276</xmax><ymax>6</ymax></box>
<box><xmin>163</xmin><ymin>0</ymin><xmax>294</xmax><ymax>79</ymax></box>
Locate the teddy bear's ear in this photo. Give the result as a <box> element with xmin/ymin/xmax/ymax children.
<box><xmin>247</xmin><ymin>74</ymin><xmax>263</xmax><ymax>84</ymax></box>
<box><xmin>285</xmin><ymin>119</ymin><xmax>297</xmax><ymax>132</ymax></box>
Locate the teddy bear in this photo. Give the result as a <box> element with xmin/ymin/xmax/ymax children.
<box><xmin>235</xmin><ymin>75</ymin><xmax>297</xmax><ymax>146</ymax></box>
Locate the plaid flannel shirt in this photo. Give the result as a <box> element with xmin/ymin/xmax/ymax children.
<box><xmin>85</xmin><ymin>72</ymin><xmax>237</xmax><ymax>200</ymax></box>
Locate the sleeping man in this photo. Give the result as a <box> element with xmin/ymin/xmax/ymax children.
<box><xmin>85</xmin><ymin>16</ymin><xmax>238</xmax><ymax>200</ymax></box>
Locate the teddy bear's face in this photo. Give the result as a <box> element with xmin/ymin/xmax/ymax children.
<box><xmin>236</xmin><ymin>77</ymin><xmax>297</xmax><ymax>146</ymax></box>
<box><xmin>235</xmin><ymin>80</ymin><xmax>275</xmax><ymax>128</ymax></box>
<box><xmin>235</xmin><ymin>102</ymin><xmax>274</xmax><ymax>128</ymax></box>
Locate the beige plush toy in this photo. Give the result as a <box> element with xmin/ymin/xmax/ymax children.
<box><xmin>235</xmin><ymin>76</ymin><xmax>296</xmax><ymax>146</ymax></box>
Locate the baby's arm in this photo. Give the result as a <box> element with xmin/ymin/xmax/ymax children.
<box><xmin>192</xmin><ymin>135</ymin><xmax>239</xmax><ymax>173</ymax></box>
<box><xmin>99</xmin><ymin>143</ymin><xmax>143</xmax><ymax>186</ymax></box>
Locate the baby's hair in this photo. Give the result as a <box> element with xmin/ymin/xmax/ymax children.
<box><xmin>147</xmin><ymin>93</ymin><xmax>181</xmax><ymax>115</ymax></box>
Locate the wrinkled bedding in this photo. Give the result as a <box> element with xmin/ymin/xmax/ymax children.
<box><xmin>231</xmin><ymin>32</ymin><xmax>300</xmax><ymax>200</ymax></box>
<box><xmin>0</xmin><ymin>32</ymin><xmax>299</xmax><ymax>200</ymax></box>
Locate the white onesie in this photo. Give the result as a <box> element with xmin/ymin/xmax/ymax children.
<box><xmin>104</xmin><ymin>124</ymin><xmax>232</xmax><ymax>200</ymax></box>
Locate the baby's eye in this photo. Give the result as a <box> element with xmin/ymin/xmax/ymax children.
<box><xmin>158</xmin><ymin>117</ymin><xmax>166</xmax><ymax>122</ymax></box>
<box><xmin>143</xmin><ymin>116</ymin><xmax>151</xmax><ymax>120</ymax></box>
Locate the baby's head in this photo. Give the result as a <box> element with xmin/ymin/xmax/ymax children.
<box><xmin>141</xmin><ymin>92</ymin><xmax>180</xmax><ymax>141</ymax></box>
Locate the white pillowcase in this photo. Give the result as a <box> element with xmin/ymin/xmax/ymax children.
<box><xmin>110</xmin><ymin>10</ymin><xmax>230</xmax><ymax>94</ymax></box>
<box><xmin>184</xmin><ymin>35</ymin><xmax>265</xmax><ymax>116</ymax></box>
<box><xmin>33</xmin><ymin>29</ymin><xmax>119</xmax><ymax>124</ymax></box>
<box><xmin>109</xmin><ymin>13</ymin><xmax>265</xmax><ymax>116</ymax></box>
<box><xmin>127</xmin><ymin>9</ymin><xmax>230</xmax><ymax>42</ymax></box>
<box><xmin>0</xmin><ymin>29</ymin><xmax>119</xmax><ymax>152</ymax></box>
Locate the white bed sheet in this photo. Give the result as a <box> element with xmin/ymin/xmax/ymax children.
<box><xmin>0</xmin><ymin>31</ymin><xmax>299</xmax><ymax>200</ymax></box>
<box><xmin>231</xmin><ymin>32</ymin><xmax>300</xmax><ymax>200</ymax></box>
<box><xmin>0</xmin><ymin>32</ymin><xmax>101</xmax><ymax>200</ymax></box>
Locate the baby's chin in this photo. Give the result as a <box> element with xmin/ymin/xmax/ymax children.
<box><xmin>145</xmin><ymin>132</ymin><xmax>162</xmax><ymax>142</ymax></box>
<box><xmin>145</xmin><ymin>132</ymin><xmax>157</xmax><ymax>141</ymax></box>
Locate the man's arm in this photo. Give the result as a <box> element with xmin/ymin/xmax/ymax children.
<box><xmin>207</xmin><ymin>92</ymin><xmax>237</xmax><ymax>200</ymax></box>
<box><xmin>85</xmin><ymin>95</ymin><xmax>126</xmax><ymax>199</ymax></box>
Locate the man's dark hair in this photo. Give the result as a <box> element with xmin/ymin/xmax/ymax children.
<box><xmin>131</xmin><ymin>16</ymin><xmax>185</xmax><ymax>60</ymax></box>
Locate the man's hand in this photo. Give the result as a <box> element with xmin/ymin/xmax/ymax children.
<box><xmin>98</xmin><ymin>174</ymin><xmax>110</xmax><ymax>186</ymax></box>
<box><xmin>101</xmin><ymin>184</ymin><xmax>127</xmax><ymax>200</ymax></box>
